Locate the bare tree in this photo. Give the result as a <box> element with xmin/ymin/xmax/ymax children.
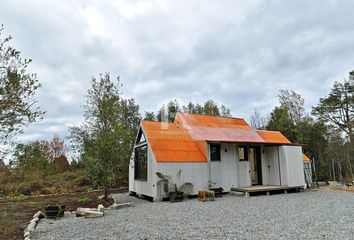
<box><xmin>249</xmin><ymin>109</ymin><xmax>267</xmax><ymax>129</ymax></box>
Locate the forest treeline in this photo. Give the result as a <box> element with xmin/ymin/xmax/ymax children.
<box><xmin>0</xmin><ymin>25</ymin><xmax>353</xmax><ymax>197</ymax></box>
<box><xmin>141</xmin><ymin>83</ymin><xmax>354</xmax><ymax>182</ymax></box>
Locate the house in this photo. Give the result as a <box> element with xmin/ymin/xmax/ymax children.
<box><xmin>129</xmin><ymin>112</ymin><xmax>306</xmax><ymax>200</ymax></box>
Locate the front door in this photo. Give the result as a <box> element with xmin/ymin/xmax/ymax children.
<box><xmin>249</xmin><ymin>146</ymin><xmax>262</xmax><ymax>185</ymax></box>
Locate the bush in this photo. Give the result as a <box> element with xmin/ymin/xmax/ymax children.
<box><xmin>0</xmin><ymin>183</ymin><xmax>18</xmax><ymax>196</ymax></box>
<box><xmin>0</xmin><ymin>166</ymin><xmax>94</xmax><ymax>196</ymax></box>
<box><xmin>73</xmin><ymin>175</ymin><xmax>92</xmax><ymax>187</ymax></box>
<box><xmin>17</xmin><ymin>180</ymin><xmax>44</xmax><ymax>195</ymax></box>
<box><xmin>59</xmin><ymin>170</ymin><xmax>82</xmax><ymax>181</ymax></box>
<box><xmin>39</xmin><ymin>187</ymin><xmax>56</xmax><ymax>195</ymax></box>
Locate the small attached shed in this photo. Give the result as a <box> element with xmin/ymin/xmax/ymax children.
<box><xmin>303</xmin><ymin>154</ymin><xmax>313</xmax><ymax>188</ymax></box>
<box><xmin>129</xmin><ymin>113</ymin><xmax>306</xmax><ymax>201</ymax></box>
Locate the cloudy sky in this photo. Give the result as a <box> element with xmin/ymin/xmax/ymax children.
<box><xmin>1</xmin><ymin>0</ymin><xmax>354</xmax><ymax>143</ymax></box>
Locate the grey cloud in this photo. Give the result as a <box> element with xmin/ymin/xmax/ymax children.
<box><xmin>0</xmin><ymin>0</ymin><xmax>353</xmax><ymax>143</ymax></box>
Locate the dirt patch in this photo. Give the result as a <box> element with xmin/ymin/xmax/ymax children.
<box><xmin>330</xmin><ymin>185</ymin><xmax>354</xmax><ymax>193</ymax></box>
<box><xmin>0</xmin><ymin>188</ymin><xmax>127</xmax><ymax>240</ymax></box>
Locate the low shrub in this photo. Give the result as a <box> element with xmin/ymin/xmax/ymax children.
<box><xmin>0</xmin><ymin>210</ymin><xmax>17</xmax><ymax>235</ymax></box>
<box><xmin>17</xmin><ymin>180</ymin><xmax>44</xmax><ymax>195</ymax></box>
<box><xmin>0</xmin><ymin>183</ymin><xmax>18</xmax><ymax>196</ymax></box>
<box><xmin>77</xmin><ymin>196</ymin><xmax>92</xmax><ymax>205</ymax></box>
<box><xmin>39</xmin><ymin>187</ymin><xmax>56</xmax><ymax>195</ymax></box>
<box><xmin>59</xmin><ymin>171</ymin><xmax>82</xmax><ymax>181</ymax></box>
<box><xmin>73</xmin><ymin>175</ymin><xmax>92</xmax><ymax>187</ymax></box>
<box><xmin>6</xmin><ymin>194</ymin><xmax>27</xmax><ymax>201</ymax></box>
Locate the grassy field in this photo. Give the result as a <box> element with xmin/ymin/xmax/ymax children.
<box><xmin>0</xmin><ymin>188</ymin><xmax>127</xmax><ymax>240</ymax></box>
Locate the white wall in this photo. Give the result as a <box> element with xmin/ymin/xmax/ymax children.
<box><xmin>129</xmin><ymin>142</ymin><xmax>306</xmax><ymax>198</ymax></box>
<box><xmin>210</xmin><ymin>161</ymin><xmax>222</xmax><ymax>188</ymax></box>
<box><xmin>129</xmin><ymin>143</ymin><xmax>157</xmax><ymax>198</ymax></box>
<box><xmin>210</xmin><ymin>143</ymin><xmax>251</xmax><ymax>189</ymax></box>
<box><xmin>210</xmin><ymin>143</ymin><xmax>267</xmax><ymax>188</ymax></box>
<box><xmin>280</xmin><ymin>146</ymin><xmax>306</xmax><ymax>187</ymax></box>
<box><xmin>156</xmin><ymin>162</ymin><xmax>209</xmax><ymax>197</ymax></box>
<box><xmin>220</xmin><ymin>143</ymin><xmax>238</xmax><ymax>189</ymax></box>
<box><xmin>263</xmin><ymin>146</ymin><xmax>281</xmax><ymax>185</ymax></box>
<box><xmin>153</xmin><ymin>143</ymin><xmax>242</xmax><ymax>198</ymax></box>
<box><xmin>129</xmin><ymin>145</ymin><xmax>210</xmax><ymax>198</ymax></box>
<box><xmin>234</xmin><ymin>144</ymin><xmax>250</xmax><ymax>187</ymax></box>
<box><xmin>262</xmin><ymin>145</ymin><xmax>306</xmax><ymax>187</ymax></box>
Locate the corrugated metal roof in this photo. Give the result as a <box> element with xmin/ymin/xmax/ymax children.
<box><xmin>141</xmin><ymin>121</ymin><xmax>207</xmax><ymax>162</ymax></box>
<box><xmin>175</xmin><ymin>113</ymin><xmax>265</xmax><ymax>143</ymax></box>
<box><xmin>256</xmin><ymin>130</ymin><xmax>291</xmax><ymax>144</ymax></box>
<box><xmin>140</xmin><ymin>113</ymin><xmax>298</xmax><ymax>163</ymax></box>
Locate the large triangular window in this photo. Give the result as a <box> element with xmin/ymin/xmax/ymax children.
<box><xmin>136</xmin><ymin>129</ymin><xmax>146</xmax><ymax>145</ymax></box>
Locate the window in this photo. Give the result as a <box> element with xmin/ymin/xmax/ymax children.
<box><xmin>134</xmin><ymin>145</ymin><xmax>147</xmax><ymax>180</ymax></box>
<box><xmin>238</xmin><ymin>145</ymin><xmax>248</xmax><ymax>161</ymax></box>
<box><xmin>135</xmin><ymin>129</ymin><xmax>146</xmax><ymax>144</ymax></box>
<box><xmin>210</xmin><ymin>144</ymin><xmax>221</xmax><ymax>161</ymax></box>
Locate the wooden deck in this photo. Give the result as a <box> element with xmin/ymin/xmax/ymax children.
<box><xmin>230</xmin><ymin>185</ymin><xmax>303</xmax><ymax>197</ymax></box>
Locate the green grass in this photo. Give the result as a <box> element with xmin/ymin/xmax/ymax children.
<box><xmin>5</xmin><ymin>194</ymin><xmax>27</xmax><ymax>201</ymax></box>
<box><xmin>0</xmin><ymin>217</ymin><xmax>17</xmax><ymax>235</ymax></box>
<box><xmin>0</xmin><ymin>205</ymin><xmax>17</xmax><ymax>235</ymax></box>
<box><xmin>77</xmin><ymin>196</ymin><xmax>92</xmax><ymax>204</ymax></box>
<box><xmin>26</xmin><ymin>201</ymin><xmax>40</xmax><ymax>206</ymax></box>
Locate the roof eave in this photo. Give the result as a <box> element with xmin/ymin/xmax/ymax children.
<box><xmin>206</xmin><ymin>140</ymin><xmax>305</xmax><ymax>146</ymax></box>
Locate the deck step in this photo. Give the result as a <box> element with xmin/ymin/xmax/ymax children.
<box><xmin>230</xmin><ymin>185</ymin><xmax>303</xmax><ymax>197</ymax></box>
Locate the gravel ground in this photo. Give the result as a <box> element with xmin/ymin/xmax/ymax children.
<box><xmin>32</xmin><ymin>189</ymin><xmax>354</xmax><ymax>240</ymax></box>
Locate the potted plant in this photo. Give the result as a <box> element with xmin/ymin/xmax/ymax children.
<box><xmin>156</xmin><ymin>170</ymin><xmax>193</xmax><ymax>202</ymax></box>
<box><xmin>208</xmin><ymin>180</ymin><xmax>223</xmax><ymax>198</ymax></box>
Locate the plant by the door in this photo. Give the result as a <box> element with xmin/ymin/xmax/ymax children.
<box><xmin>156</xmin><ymin>170</ymin><xmax>193</xmax><ymax>202</ymax></box>
<box><xmin>208</xmin><ymin>180</ymin><xmax>224</xmax><ymax>198</ymax></box>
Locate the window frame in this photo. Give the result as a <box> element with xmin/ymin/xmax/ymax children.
<box><xmin>238</xmin><ymin>145</ymin><xmax>248</xmax><ymax>161</ymax></box>
<box><xmin>210</xmin><ymin>143</ymin><xmax>221</xmax><ymax>161</ymax></box>
<box><xmin>134</xmin><ymin>144</ymin><xmax>148</xmax><ymax>181</ymax></box>
<box><xmin>135</xmin><ymin>129</ymin><xmax>146</xmax><ymax>145</ymax></box>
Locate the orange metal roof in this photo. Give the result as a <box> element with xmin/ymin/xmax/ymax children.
<box><xmin>303</xmin><ymin>154</ymin><xmax>310</xmax><ymax>161</ymax></box>
<box><xmin>176</xmin><ymin>113</ymin><xmax>250</xmax><ymax>127</ymax></box>
<box><xmin>140</xmin><ymin>113</ymin><xmax>299</xmax><ymax>163</ymax></box>
<box><xmin>141</xmin><ymin>121</ymin><xmax>207</xmax><ymax>162</ymax></box>
<box><xmin>256</xmin><ymin>130</ymin><xmax>291</xmax><ymax>144</ymax></box>
<box><xmin>174</xmin><ymin>113</ymin><xmax>265</xmax><ymax>143</ymax></box>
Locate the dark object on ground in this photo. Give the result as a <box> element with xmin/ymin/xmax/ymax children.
<box><xmin>338</xmin><ymin>182</ymin><xmax>352</xmax><ymax>188</ymax></box>
<box><xmin>44</xmin><ymin>205</ymin><xmax>65</xmax><ymax>219</ymax></box>
<box><xmin>169</xmin><ymin>191</ymin><xmax>184</xmax><ymax>202</ymax></box>
<box><xmin>209</xmin><ymin>187</ymin><xmax>223</xmax><ymax>198</ymax></box>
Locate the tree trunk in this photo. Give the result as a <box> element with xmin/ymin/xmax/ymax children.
<box><xmin>332</xmin><ymin>158</ymin><xmax>336</xmax><ymax>181</ymax></box>
<box><xmin>348</xmin><ymin>159</ymin><xmax>353</xmax><ymax>181</ymax></box>
<box><xmin>347</xmin><ymin>121</ymin><xmax>353</xmax><ymax>143</ymax></box>
<box><xmin>338</xmin><ymin>159</ymin><xmax>342</xmax><ymax>181</ymax></box>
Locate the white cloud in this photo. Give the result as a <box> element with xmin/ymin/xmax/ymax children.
<box><xmin>0</xmin><ymin>0</ymin><xmax>353</xmax><ymax>144</ymax></box>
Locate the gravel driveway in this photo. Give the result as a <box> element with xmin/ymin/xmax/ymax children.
<box><xmin>32</xmin><ymin>189</ymin><xmax>354</xmax><ymax>240</ymax></box>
